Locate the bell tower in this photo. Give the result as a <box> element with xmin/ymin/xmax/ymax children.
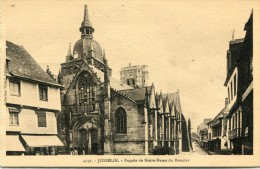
<box><xmin>80</xmin><ymin>5</ymin><xmax>94</xmax><ymax>39</ymax></box>
<box><xmin>120</xmin><ymin>64</ymin><xmax>149</xmax><ymax>88</ymax></box>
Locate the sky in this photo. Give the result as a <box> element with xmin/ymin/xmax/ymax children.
<box><xmin>3</xmin><ymin>0</ymin><xmax>257</xmax><ymax>132</ymax></box>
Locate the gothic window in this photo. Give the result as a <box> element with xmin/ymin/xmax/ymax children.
<box><xmin>78</xmin><ymin>73</ymin><xmax>96</xmax><ymax>112</ymax></box>
<box><xmin>115</xmin><ymin>107</ymin><xmax>127</xmax><ymax>134</ymax></box>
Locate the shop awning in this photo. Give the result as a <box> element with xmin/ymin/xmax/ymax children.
<box><xmin>21</xmin><ymin>135</ymin><xmax>64</xmax><ymax>147</ymax></box>
<box><xmin>6</xmin><ymin>135</ymin><xmax>26</xmax><ymax>152</ymax></box>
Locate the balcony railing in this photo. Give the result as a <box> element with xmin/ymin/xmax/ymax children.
<box><xmin>228</xmin><ymin>128</ymin><xmax>242</xmax><ymax>139</ymax></box>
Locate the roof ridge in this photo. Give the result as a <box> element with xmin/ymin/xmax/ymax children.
<box><xmin>6</xmin><ymin>41</ymin><xmax>60</xmax><ymax>86</ymax></box>
<box><xmin>118</xmin><ymin>85</ymin><xmax>152</xmax><ymax>92</ymax></box>
<box><xmin>111</xmin><ymin>87</ymin><xmax>136</xmax><ymax>103</ymax></box>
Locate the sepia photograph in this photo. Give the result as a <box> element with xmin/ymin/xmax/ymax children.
<box><xmin>0</xmin><ymin>0</ymin><xmax>260</xmax><ymax>167</ymax></box>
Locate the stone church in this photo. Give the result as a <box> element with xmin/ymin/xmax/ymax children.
<box><xmin>56</xmin><ymin>5</ymin><xmax>191</xmax><ymax>155</ymax></box>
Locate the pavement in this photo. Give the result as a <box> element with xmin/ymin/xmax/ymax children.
<box><xmin>179</xmin><ymin>141</ymin><xmax>209</xmax><ymax>155</ymax></box>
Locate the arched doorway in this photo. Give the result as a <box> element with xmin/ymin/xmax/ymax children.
<box><xmin>77</xmin><ymin>122</ymin><xmax>98</xmax><ymax>155</ymax></box>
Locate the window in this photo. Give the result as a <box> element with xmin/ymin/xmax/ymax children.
<box><xmin>234</xmin><ymin>74</ymin><xmax>237</xmax><ymax>96</ymax></box>
<box><xmin>115</xmin><ymin>107</ymin><xmax>127</xmax><ymax>133</ymax></box>
<box><xmin>37</xmin><ymin>111</ymin><xmax>47</xmax><ymax>127</ymax></box>
<box><xmin>230</xmin><ymin>82</ymin><xmax>233</xmax><ymax>100</ymax></box>
<box><xmin>39</xmin><ymin>85</ymin><xmax>48</xmax><ymax>101</ymax></box>
<box><xmin>232</xmin><ymin>116</ymin><xmax>235</xmax><ymax>130</ymax></box>
<box><xmin>9</xmin><ymin>108</ymin><xmax>19</xmax><ymax>126</ymax></box>
<box><xmin>78</xmin><ymin>73</ymin><xmax>96</xmax><ymax>112</ymax></box>
<box><xmin>133</xmin><ymin>80</ymin><xmax>135</xmax><ymax>87</ymax></box>
<box><xmin>238</xmin><ymin>112</ymin><xmax>240</xmax><ymax>129</ymax></box>
<box><xmin>234</xmin><ymin>114</ymin><xmax>236</xmax><ymax>129</ymax></box>
<box><xmin>228</xmin><ymin>118</ymin><xmax>231</xmax><ymax>130</ymax></box>
<box><xmin>228</xmin><ymin>87</ymin><xmax>230</xmax><ymax>103</ymax></box>
<box><xmin>9</xmin><ymin>79</ymin><xmax>20</xmax><ymax>96</ymax></box>
<box><xmin>126</xmin><ymin>79</ymin><xmax>135</xmax><ymax>87</ymax></box>
<box><xmin>228</xmin><ymin>51</ymin><xmax>232</xmax><ymax>71</ymax></box>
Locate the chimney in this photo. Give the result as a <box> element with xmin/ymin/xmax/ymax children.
<box><xmin>225</xmin><ymin>98</ymin><xmax>228</xmax><ymax>107</ymax></box>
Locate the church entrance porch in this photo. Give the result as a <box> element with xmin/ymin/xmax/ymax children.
<box><xmin>71</xmin><ymin>119</ymin><xmax>100</xmax><ymax>155</ymax></box>
<box><xmin>79</xmin><ymin>128</ymin><xmax>98</xmax><ymax>154</ymax></box>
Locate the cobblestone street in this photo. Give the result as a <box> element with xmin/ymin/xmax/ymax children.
<box><xmin>180</xmin><ymin>141</ymin><xmax>209</xmax><ymax>155</ymax></box>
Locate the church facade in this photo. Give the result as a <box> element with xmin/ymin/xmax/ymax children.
<box><xmin>57</xmin><ymin>5</ymin><xmax>191</xmax><ymax>155</ymax></box>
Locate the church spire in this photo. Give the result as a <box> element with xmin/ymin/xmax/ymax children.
<box><xmin>80</xmin><ymin>5</ymin><xmax>95</xmax><ymax>38</ymax></box>
<box><xmin>84</xmin><ymin>4</ymin><xmax>89</xmax><ymax>21</ymax></box>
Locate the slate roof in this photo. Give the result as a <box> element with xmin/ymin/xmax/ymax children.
<box><xmin>6</xmin><ymin>41</ymin><xmax>60</xmax><ymax>86</ymax></box>
<box><xmin>208</xmin><ymin>107</ymin><xmax>227</xmax><ymax>126</ymax></box>
<box><xmin>119</xmin><ymin>86</ymin><xmax>152</xmax><ymax>102</ymax></box>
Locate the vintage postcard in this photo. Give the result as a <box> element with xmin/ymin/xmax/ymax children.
<box><xmin>0</xmin><ymin>0</ymin><xmax>260</xmax><ymax>167</ymax></box>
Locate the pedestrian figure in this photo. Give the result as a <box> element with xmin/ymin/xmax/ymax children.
<box><xmin>82</xmin><ymin>145</ymin><xmax>86</xmax><ymax>155</ymax></box>
<box><xmin>157</xmin><ymin>145</ymin><xmax>162</xmax><ymax>155</ymax></box>
<box><xmin>51</xmin><ymin>146</ymin><xmax>56</xmax><ymax>155</ymax></box>
<box><xmin>74</xmin><ymin>146</ymin><xmax>78</xmax><ymax>155</ymax></box>
<box><xmin>162</xmin><ymin>145</ymin><xmax>169</xmax><ymax>155</ymax></box>
<box><xmin>153</xmin><ymin>146</ymin><xmax>158</xmax><ymax>155</ymax></box>
<box><xmin>70</xmin><ymin>145</ymin><xmax>74</xmax><ymax>155</ymax></box>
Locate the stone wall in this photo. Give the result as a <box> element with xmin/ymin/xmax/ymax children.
<box><xmin>110</xmin><ymin>90</ymin><xmax>146</xmax><ymax>154</ymax></box>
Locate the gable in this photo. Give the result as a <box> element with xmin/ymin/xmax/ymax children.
<box><xmin>65</xmin><ymin>60</ymin><xmax>102</xmax><ymax>92</ymax></box>
<box><xmin>149</xmin><ymin>86</ymin><xmax>156</xmax><ymax>109</ymax></box>
<box><xmin>6</xmin><ymin>41</ymin><xmax>60</xmax><ymax>86</ymax></box>
<box><xmin>158</xmin><ymin>95</ymin><xmax>163</xmax><ymax>114</ymax></box>
<box><xmin>164</xmin><ymin>98</ymin><xmax>170</xmax><ymax>114</ymax></box>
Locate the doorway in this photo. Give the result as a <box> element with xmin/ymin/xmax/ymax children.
<box><xmin>80</xmin><ymin>128</ymin><xmax>98</xmax><ymax>154</ymax></box>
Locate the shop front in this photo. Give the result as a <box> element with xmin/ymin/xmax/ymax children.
<box><xmin>21</xmin><ymin>135</ymin><xmax>64</xmax><ymax>155</ymax></box>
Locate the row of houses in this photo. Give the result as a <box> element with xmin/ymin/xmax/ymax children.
<box><xmin>197</xmin><ymin>11</ymin><xmax>253</xmax><ymax>155</ymax></box>
<box><xmin>4</xmin><ymin>5</ymin><xmax>192</xmax><ymax>155</ymax></box>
